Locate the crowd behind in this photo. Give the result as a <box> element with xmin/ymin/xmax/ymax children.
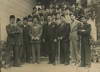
<box><xmin>4</xmin><ymin>2</ymin><xmax>97</xmax><ymax>68</ymax></box>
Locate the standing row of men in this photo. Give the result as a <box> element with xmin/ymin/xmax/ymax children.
<box><xmin>6</xmin><ymin>15</ymin><xmax>43</xmax><ymax>67</ymax></box>
<box><xmin>6</xmin><ymin>14</ymin><xmax>91</xmax><ymax>67</ymax></box>
<box><xmin>5</xmin><ymin>3</ymin><xmax>93</xmax><ymax>67</ymax></box>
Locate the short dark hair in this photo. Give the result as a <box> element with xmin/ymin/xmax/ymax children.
<box><xmin>33</xmin><ymin>7</ymin><xmax>36</xmax><ymax>10</ymax></box>
<box><xmin>16</xmin><ymin>18</ymin><xmax>21</xmax><ymax>22</ymax></box>
<box><xmin>10</xmin><ymin>15</ymin><xmax>15</xmax><ymax>19</ymax></box>
<box><xmin>28</xmin><ymin>15</ymin><xmax>33</xmax><ymax>19</ymax></box>
<box><xmin>27</xmin><ymin>15</ymin><xmax>33</xmax><ymax>22</ymax></box>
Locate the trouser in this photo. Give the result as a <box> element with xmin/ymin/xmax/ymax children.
<box><xmin>40</xmin><ymin>41</ymin><xmax>48</xmax><ymax>57</ymax></box>
<box><xmin>48</xmin><ymin>41</ymin><xmax>58</xmax><ymax>64</ymax></box>
<box><xmin>6</xmin><ymin>43</ymin><xmax>20</xmax><ymax>66</ymax></box>
<box><xmin>81</xmin><ymin>38</ymin><xmax>91</xmax><ymax>67</ymax></box>
<box><xmin>32</xmin><ymin>40</ymin><xmax>41</xmax><ymax>63</ymax></box>
<box><xmin>60</xmin><ymin>40</ymin><xmax>70</xmax><ymax>64</ymax></box>
<box><xmin>13</xmin><ymin>45</ymin><xmax>21</xmax><ymax>65</ymax></box>
<box><xmin>23</xmin><ymin>42</ymin><xmax>31</xmax><ymax>63</ymax></box>
<box><xmin>18</xmin><ymin>44</ymin><xmax>23</xmax><ymax>64</ymax></box>
<box><xmin>70</xmin><ymin>39</ymin><xmax>80</xmax><ymax>64</ymax></box>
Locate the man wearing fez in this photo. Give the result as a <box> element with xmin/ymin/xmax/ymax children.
<box><xmin>6</xmin><ymin>15</ymin><xmax>22</xmax><ymax>66</ymax></box>
<box><xmin>22</xmin><ymin>17</ymin><xmax>31</xmax><ymax>63</ymax></box>
<box><xmin>78</xmin><ymin>17</ymin><xmax>91</xmax><ymax>67</ymax></box>
<box><xmin>30</xmin><ymin>16</ymin><xmax>42</xmax><ymax>64</ymax></box>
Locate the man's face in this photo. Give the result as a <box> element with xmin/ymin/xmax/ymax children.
<box><xmin>49</xmin><ymin>4</ymin><xmax>53</xmax><ymax>9</ymax></box>
<box><xmin>56</xmin><ymin>14</ymin><xmax>61</xmax><ymax>19</ymax></box>
<box><xmin>47</xmin><ymin>16</ymin><xmax>52</xmax><ymax>22</ymax></box>
<box><xmin>10</xmin><ymin>18</ymin><xmax>15</xmax><ymax>24</ymax></box>
<box><xmin>17</xmin><ymin>21</ymin><xmax>22</xmax><ymax>24</ymax></box>
<box><xmin>28</xmin><ymin>18</ymin><xmax>33</xmax><ymax>24</ymax></box>
<box><xmin>71</xmin><ymin>15</ymin><xmax>75</xmax><ymax>20</ymax></box>
<box><xmin>33</xmin><ymin>18</ymin><xmax>38</xmax><ymax>23</ymax></box>
<box><xmin>59</xmin><ymin>9</ymin><xmax>62</xmax><ymax>13</ymax></box>
<box><xmin>40</xmin><ymin>16</ymin><xmax>44</xmax><ymax>21</ymax></box>
<box><xmin>42</xmin><ymin>5</ymin><xmax>45</xmax><ymax>9</ymax></box>
<box><xmin>81</xmin><ymin>18</ymin><xmax>87</xmax><ymax>23</ymax></box>
<box><xmin>63</xmin><ymin>5</ymin><xmax>67</xmax><ymax>9</ymax></box>
<box><xmin>23</xmin><ymin>20</ymin><xmax>28</xmax><ymax>24</ymax></box>
<box><xmin>56</xmin><ymin>19</ymin><xmax>61</xmax><ymax>25</ymax></box>
<box><xmin>56</xmin><ymin>5</ymin><xmax>59</xmax><ymax>9</ymax></box>
<box><xmin>66</xmin><ymin>9</ymin><xmax>70</xmax><ymax>15</ymax></box>
<box><xmin>28</xmin><ymin>21</ymin><xmax>33</xmax><ymax>25</ymax></box>
<box><xmin>52</xmin><ymin>15</ymin><xmax>56</xmax><ymax>19</ymax></box>
<box><xmin>46</xmin><ymin>9</ymin><xmax>49</xmax><ymax>13</ymax></box>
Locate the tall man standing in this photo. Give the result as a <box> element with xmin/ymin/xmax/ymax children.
<box><xmin>44</xmin><ymin>14</ymin><xmax>57</xmax><ymax>64</ymax></box>
<box><xmin>30</xmin><ymin>16</ymin><xmax>42</xmax><ymax>64</ymax></box>
<box><xmin>22</xmin><ymin>17</ymin><xmax>31</xmax><ymax>63</ymax></box>
<box><xmin>16</xmin><ymin>18</ymin><xmax>23</xmax><ymax>65</ymax></box>
<box><xmin>70</xmin><ymin>14</ymin><xmax>81</xmax><ymax>65</ymax></box>
<box><xmin>57</xmin><ymin>13</ymin><xmax>70</xmax><ymax>65</ymax></box>
<box><xmin>6</xmin><ymin>15</ymin><xmax>22</xmax><ymax>66</ymax></box>
<box><xmin>78</xmin><ymin>17</ymin><xmax>91</xmax><ymax>67</ymax></box>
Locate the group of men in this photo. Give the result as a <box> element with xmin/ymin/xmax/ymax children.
<box><xmin>6</xmin><ymin>3</ymin><xmax>96</xmax><ymax>68</ymax></box>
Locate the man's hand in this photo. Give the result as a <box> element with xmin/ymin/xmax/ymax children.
<box><xmin>36</xmin><ymin>37</ymin><xmax>40</xmax><ymax>40</ymax></box>
<box><xmin>54</xmin><ymin>39</ymin><xmax>57</xmax><ymax>42</ymax></box>
<box><xmin>32</xmin><ymin>36</ymin><xmax>35</xmax><ymax>40</ymax></box>
<box><xmin>81</xmin><ymin>30</ymin><xmax>86</xmax><ymax>32</ymax></box>
<box><xmin>42</xmin><ymin>39</ymin><xmax>45</xmax><ymax>42</ymax></box>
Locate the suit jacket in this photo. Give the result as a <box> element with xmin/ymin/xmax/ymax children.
<box><xmin>22</xmin><ymin>24</ymin><xmax>31</xmax><ymax>43</ymax></box>
<box><xmin>6</xmin><ymin>24</ymin><xmax>23</xmax><ymax>45</ymax></box>
<box><xmin>41</xmin><ymin>22</ymin><xmax>48</xmax><ymax>42</ymax></box>
<box><xmin>46</xmin><ymin>22</ymin><xmax>57</xmax><ymax>42</ymax></box>
<box><xmin>30</xmin><ymin>23</ymin><xmax>43</xmax><ymax>40</ymax></box>
<box><xmin>57</xmin><ymin>23</ymin><xmax>70</xmax><ymax>41</ymax></box>
<box><xmin>78</xmin><ymin>23</ymin><xmax>91</xmax><ymax>38</ymax></box>
<box><xmin>70</xmin><ymin>20</ymin><xmax>81</xmax><ymax>40</ymax></box>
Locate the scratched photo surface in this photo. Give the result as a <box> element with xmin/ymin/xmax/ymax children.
<box><xmin>0</xmin><ymin>0</ymin><xmax>100</xmax><ymax>72</ymax></box>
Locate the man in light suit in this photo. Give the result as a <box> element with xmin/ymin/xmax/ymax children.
<box><xmin>70</xmin><ymin>14</ymin><xmax>81</xmax><ymax>65</ymax></box>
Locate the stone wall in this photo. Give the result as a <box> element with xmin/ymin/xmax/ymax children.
<box><xmin>0</xmin><ymin>0</ymin><xmax>34</xmax><ymax>41</ymax></box>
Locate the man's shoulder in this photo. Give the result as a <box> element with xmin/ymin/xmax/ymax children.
<box><xmin>84</xmin><ymin>23</ymin><xmax>91</xmax><ymax>28</ymax></box>
<box><xmin>75</xmin><ymin>19</ymin><xmax>80</xmax><ymax>23</ymax></box>
<box><xmin>86</xmin><ymin>23</ymin><xmax>91</xmax><ymax>26</ymax></box>
<box><xmin>26</xmin><ymin>24</ymin><xmax>31</xmax><ymax>28</ymax></box>
<box><xmin>87</xmin><ymin>24</ymin><xmax>91</xmax><ymax>27</ymax></box>
<box><xmin>6</xmin><ymin>24</ymin><xmax>11</xmax><ymax>28</ymax></box>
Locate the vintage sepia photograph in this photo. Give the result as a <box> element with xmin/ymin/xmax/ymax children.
<box><xmin>0</xmin><ymin>0</ymin><xmax>100</xmax><ymax>72</ymax></box>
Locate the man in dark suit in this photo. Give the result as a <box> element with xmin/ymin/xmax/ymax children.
<box><xmin>22</xmin><ymin>17</ymin><xmax>31</xmax><ymax>63</ymax></box>
<box><xmin>6</xmin><ymin>15</ymin><xmax>23</xmax><ymax>66</ymax></box>
<box><xmin>43</xmin><ymin>14</ymin><xmax>58</xmax><ymax>64</ymax></box>
<box><xmin>78</xmin><ymin>17</ymin><xmax>91</xmax><ymax>67</ymax></box>
<box><xmin>16</xmin><ymin>18</ymin><xmax>23</xmax><ymax>66</ymax></box>
<box><xmin>56</xmin><ymin>13</ymin><xmax>70</xmax><ymax>65</ymax></box>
